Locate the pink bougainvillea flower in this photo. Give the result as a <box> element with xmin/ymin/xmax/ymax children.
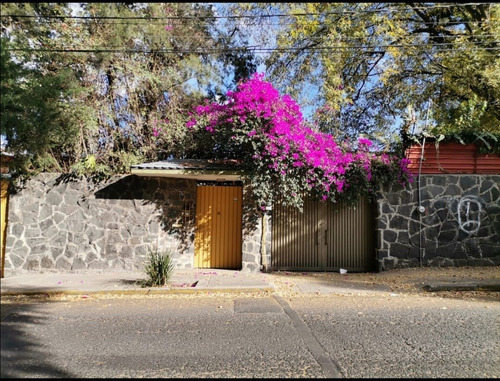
<box><xmin>184</xmin><ymin>72</ymin><xmax>413</xmax><ymax>208</ymax></box>
<box><xmin>186</xmin><ymin>118</ymin><xmax>197</xmax><ymax>129</ymax></box>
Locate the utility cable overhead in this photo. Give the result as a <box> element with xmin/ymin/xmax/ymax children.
<box><xmin>0</xmin><ymin>3</ymin><xmax>495</xmax><ymax>20</ymax></box>
<box><xmin>0</xmin><ymin>19</ymin><xmax>494</xmax><ymax>29</ymax></box>
<box><xmin>6</xmin><ymin>44</ymin><xmax>498</xmax><ymax>55</ymax></box>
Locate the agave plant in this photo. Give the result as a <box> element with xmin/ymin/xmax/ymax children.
<box><xmin>141</xmin><ymin>248</ymin><xmax>175</xmax><ymax>287</ymax></box>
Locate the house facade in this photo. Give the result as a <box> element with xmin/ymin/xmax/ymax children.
<box><xmin>2</xmin><ymin>153</ymin><xmax>499</xmax><ymax>277</ymax></box>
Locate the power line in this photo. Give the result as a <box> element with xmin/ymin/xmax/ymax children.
<box><xmin>304</xmin><ymin>34</ymin><xmax>498</xmax><ymax>42</ymax></box>
<box><xmin>6</xmin><ymin>43</ymin><xmax>498</xmax><ymax>55</ymax></box>
<box><xmin>7</xmin><ymin>31</ymin><xmax>492</xmax><ymax>43</ymax></box>
<box><xmin>0</xmin><ymin>17</ymin><xmax>493</xmax><ymax>28</ymax></box>
<box><xmin>0</xmin><ymin>3</ymin><xmax>495</xmax><ymax>21</ymax></box>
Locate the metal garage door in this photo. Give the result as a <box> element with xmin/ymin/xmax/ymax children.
<box><xmin>271</xmin><ymin>196</ymin><xmax>375</xmax><ymax>272</ymax></box>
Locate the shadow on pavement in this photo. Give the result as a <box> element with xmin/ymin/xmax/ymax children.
<box><xmin>1</xmin><ymin>301</ymin><xmax>76</xmax><ymax>378</ymax></box>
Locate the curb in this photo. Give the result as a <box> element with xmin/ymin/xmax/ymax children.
<box><xmin>0</xmin><ymin>287</ymin><xmax>276</xmax><ymax>297</ymax></box>
<box><xmin>421</xmin><ymin>282</ymin><xmax>500</xmax><ymax>292</ymax></box>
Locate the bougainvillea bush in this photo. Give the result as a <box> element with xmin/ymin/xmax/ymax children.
<box><xmin>187</xmin><ymin>73</ymin><xmax>413</xmax><ymax>210</ymax></box>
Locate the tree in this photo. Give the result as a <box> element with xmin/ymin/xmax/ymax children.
<box><xmin>1</xmin><ymin>2</ymin><xmax>259</xmax><ymax>177</ymax></box>
<box><xmin>0</xmin><ymin>3</ymin><xmax>84</xmax><ymax>173</ymax></box>
<box><xmin>188</xmin><ymin>73</ymin><xmax>413</xmax><ymax>210</ymax></box>
<box><xmin>226</xmin><ymin>3</ymin><xmax>499</xmax><ymax>144</ymax></box>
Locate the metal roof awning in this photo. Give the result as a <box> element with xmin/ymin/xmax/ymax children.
<box><xmin>130</xmin><ymin>159</ymin><xmax>245</xmax><ymax>181</ymax></box>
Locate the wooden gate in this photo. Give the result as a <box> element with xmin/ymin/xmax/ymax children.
<box><xmin>272</xmin><ymin>197</ymin><xmax>375</xmax><ymax>272</ymax></box>
<box><xmin>195</xmin><ymin>185</ymin><xmax>243</xmax><ymax>269</ymax></box>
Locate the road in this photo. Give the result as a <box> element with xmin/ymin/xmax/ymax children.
<box><xmin>1</xmin><ymin>292</ymin><xmax>499</xmax><ymax>378</ymax></box>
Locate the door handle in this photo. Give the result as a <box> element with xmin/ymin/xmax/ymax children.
<box><xmin>324</xmin><ymin>229</ymin><xmax>328</xmax><ymax>245</ymax></box>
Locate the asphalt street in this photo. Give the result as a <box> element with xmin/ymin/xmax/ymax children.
<box><xmin>1</xmin><ymin>292</ymin><xmax>498</xmax><ymax>378</ymax></box>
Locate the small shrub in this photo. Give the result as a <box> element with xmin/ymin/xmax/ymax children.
<box><xmin>140</xmin><ymin>248</ymin><xmax>175</xmax><ymax>287</ymax></box>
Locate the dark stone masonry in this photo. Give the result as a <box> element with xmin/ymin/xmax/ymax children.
<box><xmin>4</xmin><ymin>173</ymin><xmax>266</xmax><ymax>276</ymax></box>
<box><xmin>3</xmin><ymin>172</ymin><xmax>498</xmax><ymax>275</ymax></box>
<box><xmin>376</xmin><ymin>174</ymin><xmax>500</xmax><ymax>271</ymax></box>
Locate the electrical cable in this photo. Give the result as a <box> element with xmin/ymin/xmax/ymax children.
<box><xmin>5</xmin><ymin>43</ymin><xmax>498</xmax><ymax>54</ymax></box>
<box><xmin>1</xmin><ymin>3</ymin><xmax>494</xmax><ymax>20</ymax></box>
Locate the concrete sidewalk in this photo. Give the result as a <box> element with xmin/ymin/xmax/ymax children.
<box><xmin>0</xmin><ymin>269</ymin><xmax>276</xmax><ymax>296</ymax></box>
<box><xmin>1</xmin><ymin>268</ymin><xmax>499</xmax><ymax>297</ymax></box>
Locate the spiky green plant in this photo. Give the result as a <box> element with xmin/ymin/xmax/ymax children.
<box><xmin>140</xmin><ymin>249</ymin><xmax>175</xmax><ymax>287</ymax></box>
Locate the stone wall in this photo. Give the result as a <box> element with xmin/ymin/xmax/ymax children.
<box><xmin>4</xmin><ymin>173</ymin><xmax>264</xmax><ymax>276</ymax></box>
<box><xmin>7</xmin><ymin>172</ymin><xmax>497</xmax><ymax>276</ymax></box>
<box><xmin>242</xmin><ymin>213</ymin><xmax>271</xmax><ymax>273</ymax></box>
<box><xmin>240</xmin><ymin>184</ymin><xmax>271</xmax><ymax>272</ymax></box>
<box><xmin>376</xmin><ymin>174</ymin><xmax>500</xmax><ymax>271</ymax></box>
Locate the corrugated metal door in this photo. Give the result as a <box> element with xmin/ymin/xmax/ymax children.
<box><xmin>326</xmin><ymin>198</ymin><xmax>375</xmax><ymax>271</ymax></box>
<box><xmin>272</xmin><ymin>197</ymin><xmax>375</xmax><ymax>272</ymax></box>
<box><xmin>195</xmin><ymin>185</ymin><xmax>242</xmax><ymax>269</ymax></box>
<box><xmin>271</xmin><ymin>197</ymin><xmax>327</xmax><ymax>270</ymax></box>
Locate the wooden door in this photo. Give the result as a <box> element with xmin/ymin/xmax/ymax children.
<box><xmin>195</xmin><ymin>185</ymin><xmax>242</xmax><ymax>269</ymax></box>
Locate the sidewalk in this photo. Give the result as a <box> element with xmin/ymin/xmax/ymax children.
<box><xmin>1</xmin><ymin>267</ymin><xmax>499</xmax><ymax>297</ymax></box>
<box><xmin>0</xmin><ymin>269</ymin><xmax>275</xmax><ymax>296</ymax></box>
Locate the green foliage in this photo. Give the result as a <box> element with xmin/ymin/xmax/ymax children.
<box><xmin>139</xmin><ymin>248</ymin><xmax>175</xmax><ymax>288</ymax></box>
<box><xmin>227</xmin><ymin>3</ymin><xmax>499</xmax><ymax>140</ymax></box>
<box><xmin>433</xmin><ymin>95</ymin><xmax>493</xmax><ymax>133</ymax></box>
<box><xmin>1</xmin><ymin>2</ymin><xmax>258</xmax><ymax>178</ymax></box>
<box><xmin>70</xmin><ymin>154</ymin><xmax>112</xmax><ymax>182</ymax></box>
<box><xmin>1</xmin><ymin>33</ymin><xmax>81</xmax><ymax>175</ymax></box>
<box><xmin>4</xmin><ymin>2</ymin><xmax>494</xmax><ymax>179</ymax></box>
<box><xmin>427</xmin><ymin>95</ymin><xmax>500</xmax><ymax>153</ymax></box>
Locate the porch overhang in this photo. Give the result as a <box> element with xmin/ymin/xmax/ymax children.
<box><xmin>130</xmin><ymin>159</ymin><xmax>245</xmax><ymax>181</ymax></box>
